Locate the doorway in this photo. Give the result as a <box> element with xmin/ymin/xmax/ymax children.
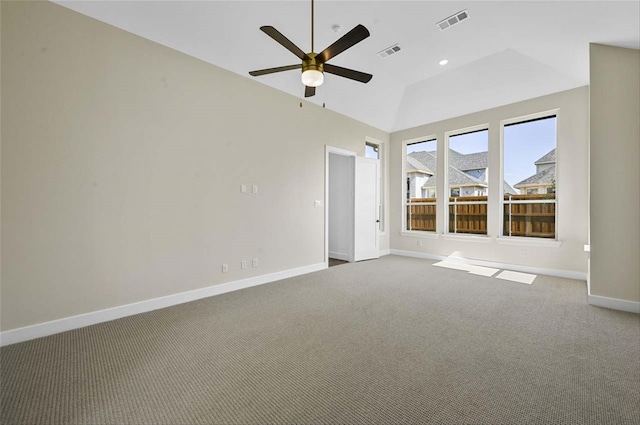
<box><xmin>325</xmin><ymin>146</ymin><xmax>380</xmax><ymax>265</ymax></box>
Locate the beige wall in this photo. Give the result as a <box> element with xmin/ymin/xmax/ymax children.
<box><xmin>589</xmin><ymin>44</ymin><xmax>640</xmax><ymax>303</ymax></box>
<box><xmin>0</xmin><ymin>1</ymin><xmax>388</xmax><ymax>331</ymax></box>
<box><xmin>390</xmin><ymin>87</ymin><xmax>590</xmax><ymax>275</ymax></box>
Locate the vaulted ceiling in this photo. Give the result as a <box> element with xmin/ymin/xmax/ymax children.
<box><xmin>55</xmin><ymin>1</ymin><xmax>640</xmax><ymax>132</ymax></box>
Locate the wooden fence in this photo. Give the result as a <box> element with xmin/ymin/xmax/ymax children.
<box><xmin>503</xmin><ymin>193</ymin><xmax>556</xmax><ymax>238</ymax></box>
<box><xmin>406</xmin><ymin>193</ymin><xmax>556</xmax><ymax>238</ymax></box>
<box><xmin>405</xmin><ymin>199</ymin><xmax>437</xmax><ymax>232</ymax></box>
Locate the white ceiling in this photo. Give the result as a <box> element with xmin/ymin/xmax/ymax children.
<box><xmin>55</xmin><ymin>1</ymin><xmax>640</xmax><ymax>132</ymax></box>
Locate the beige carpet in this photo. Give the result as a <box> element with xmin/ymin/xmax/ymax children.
<box><xmin>2</xmin><ymin>255</ymin><xmax>639</xmax><ymax>424</ymax></box>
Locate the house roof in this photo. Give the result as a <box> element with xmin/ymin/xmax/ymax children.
<box><xmin>407</xmin><ymin>151</ymin><xmax>437</xmax><ymax>173</ymax></box>
<box><xmin>409</xmin><ymin>149</ymin><xmax>490</xmax><ymax>173</ymax></box>
<box><xmin>406</xmin><ymin>156</ymin><xmax>433</xmax><ymax>174</ymax></box>
<box><xmin>447</xmin><ymin>166</ymin><xmax>487</xmax><ymax>187</ymax></box>
<box><xmin>409</xmin><ymin>149</ymin><xmax>519</xmax><ymax>192</ymax></box>
<box><xmin>515</xmin><ymin>165</ymin><xmax>556</xmax><ymax>187</ymax></box>
<box><xmin>450</xmin><ymin>151</ymin><xmax>489</xmax><ymax>171</ymax></box>
<box><xmin>503</xmin><ymin>181</ymin><xmax>518</xmax><ymax>195</ymax></box>
<box><xmin>535</xmin><ymin>148</ymin><xmax>556</xmax><ymax>165</ymax></box>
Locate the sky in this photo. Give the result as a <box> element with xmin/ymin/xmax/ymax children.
<box><xmin>406</xmin><ymin>117</ymin><xmax>557</xmax><ymax>188</ymax></box>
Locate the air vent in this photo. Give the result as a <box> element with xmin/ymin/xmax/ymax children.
<box><xmin>437</xmin><ymin>9</ymin><xmax>469</xmax><ymax>31</ymax></box>
<box><xmin>378</xmin><ymin>44</ymin><xmax>402</xmax><ymax>59</ymax></box>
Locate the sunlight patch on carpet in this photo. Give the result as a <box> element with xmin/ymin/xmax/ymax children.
<box><xmin>433</xmin><ymin>261</ymin><xmax>499</xmax><ymax>277</ymax></box>
<box><xmin>495</xmin><ymin>270</ymin><xmax>537</xmax><ymax>284</ymax></box>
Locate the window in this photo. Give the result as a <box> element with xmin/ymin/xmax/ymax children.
<box><xmin>503</xmin><ymin>115</ymin><xmax>557</xmax><ymax>239</ymax></box>
<box><xmin>366</xmin><ymin>139</ymin><xmax>385</xmax><ymax>232</ymax></box>
<box><xmin>447</xmin><ymin>129</ymin><xmax>489</xmax><ymax>235</ymax></box>
<box><xmin>405</xmin><ymin>139</ymin><xmax>437</xmax><ymax>232</ymax></box>
<box><xmin>365</xmin><ymin>142</ymin><xmax>379</xmax><ymax>159</ymax></box>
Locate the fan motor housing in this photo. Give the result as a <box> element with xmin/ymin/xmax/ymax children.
<box><xmin>302</xmin><ymin>54</ymin><xmax>324</xmax><ymax>74</ymax></box>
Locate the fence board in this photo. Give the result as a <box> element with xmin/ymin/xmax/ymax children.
<box><xmin>406</xmin><ymin>194</ymin><xmax>556</xmax><ymax>239</ymax></box>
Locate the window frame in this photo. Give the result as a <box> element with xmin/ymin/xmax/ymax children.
<box><xmin>401</xmin><ymin>136</ymin><xmax>439</xmax><ymax>236</ymax></box>
<box><xmin>499</xmin><ymin>110</ymin><xmax>559</xmax><ymax>241</ymax></box>
<box><xmin>365</xmin><ymin>137</ymin><xmax>386</xmax><ymax>234</ymax></box>
<box><xmin>444</xmin><ymin>124</ymin><xmax>490</xmax><ymax>237</ymax></box>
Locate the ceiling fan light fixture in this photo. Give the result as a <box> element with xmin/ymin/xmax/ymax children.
<box><xmin>301</xmin><ymin>69</ymin><xmax>324</xmax><ymax>87</ymax></box>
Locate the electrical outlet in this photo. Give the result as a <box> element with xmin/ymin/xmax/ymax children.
<box><xmin>252</xmin><ymin>185</ymin><xmax>258</xmax><ymax>194</ymax></box>
<box><xmin>417</xmin><ymin>240</ymin><xmax>423</xmax><ymax>247</ymax></box>
<box><xmin>240</xmin><ymin>184</ymin><xmax>247</xmax><ymax>193</ymax></box>
<box><xmin>252</xmin><ymin>258</ymin><xmax>259</xmax><ymax>267</ymax></box>
<box><xmin>222</xmin><ymin>264</ymin><xmax>229</xmax><ymax>273</ymax></box>
<box><xmin>241</xmin><ymin>260</ymin><xmax>248</xmax><ymax>269</ymax></box>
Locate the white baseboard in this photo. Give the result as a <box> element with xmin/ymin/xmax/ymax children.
<box><xmin>329</xmin><ymin>250</ymin><xmax>390</xmax><ymax>260</ymax></box>
<box><xmin>588</xmin><ymin>294</ymin><xmax>640</xmax><ymax>314</ymax></box>
<box><xmin>390</xmin><ymin>249</ymin><xmax>442</xmax><ymax>262</ymax></box>
<box><xmin>0</xmin><ymin>262</ymin><xmax>327</xmax><ymax>347</ymax></box>
<box><xmin>328</xmin><ymin>251</ymin><xmax>350</xmax><ymax>262</ymax></box>
<box><xmin>390</xmin><ymin>249</ymin><xmax>587</xmax><ymax>280</ymax></box>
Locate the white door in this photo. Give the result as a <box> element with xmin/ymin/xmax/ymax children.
<box><xmin>353</xmin><ymin>156</ymin><xmax>380</xmax><ymax>261</ymax></box>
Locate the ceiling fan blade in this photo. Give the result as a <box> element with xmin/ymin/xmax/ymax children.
<box><xmin>304</xmin><ymin>86</ymin><xmax>316</xmax><ymax>97</ymax></box>
<box><xmin>324</xmin><ymin>63</ymin><xmax>373</xmax><ymax>83</ymax></box>
<box><xmin>316</xmin><ymin>24</ymin><xmax>370</xmax><ymax>64</ymax></box>
<box><xmin>249</xmin><ymin>64</ymin><xmax>302</xmax><ymax>77</ymax></box>
<box><xmin>260</xmin><ymin>26</ymin><xmax>307</xmax><ymax>60</ymax></box>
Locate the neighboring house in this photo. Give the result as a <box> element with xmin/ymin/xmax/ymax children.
<box><xmin>407</xmin><ymin>150</ymin><xmax>517</xmax><ymax>198</ymax></box>
<box><xmin>406</xmin><ymin>155</ymin><xmax>435</xmax><ymax>198</ymax></box>
<box><xmin>514</xmin><ymin>148</ymin><xmax>556</xmax><ymax>194</ymax></box>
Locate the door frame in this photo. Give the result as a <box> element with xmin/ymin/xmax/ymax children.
<box><xmin>325</xmin><ymin>145</ymin><xmax>357</xmax><ymax>266</ymax></box>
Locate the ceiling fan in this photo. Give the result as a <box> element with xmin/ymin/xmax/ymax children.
<box><xmin>249</xmin><ymin>0</ymin><xmax>372</xmax><ymax>98</ymax></box>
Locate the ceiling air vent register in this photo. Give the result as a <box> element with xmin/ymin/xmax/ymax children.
<box><xmin>437</xmin><ymin>10</ymin><xmax>469</xmax><ymax>31</ymax></box>
<box><xmin>378</xmin><ymin>44</ymin><xmax>401</xmax><ymax>59</ymax></box>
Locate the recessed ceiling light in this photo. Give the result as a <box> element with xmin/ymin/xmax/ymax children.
<box><xmin>439</xmin><ymin>59</ymin><xmax>449</xmax><ymax>66</ymax></box>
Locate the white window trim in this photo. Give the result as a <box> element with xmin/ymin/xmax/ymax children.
<box><xmin>366</xmin><ymin>136</ymin><xmax>386</xmax><ymax>235</ymax></box>
<box><xmin>496</xmin><ymin>236</ymin><xmax>562</xmax><ymax>248</ymax></box>
<box><xmin>441</xmin><ymin>234</ymin><xmax>492</xmax><ymax>243</ymax></box>
<box><xmin>402</xmin><ymin>135</ymin><xmax>439</xmax><ymax>235</ymax></box>
<box><xmin>499</xmin><ymin>109</ymin><xmax>560</xmax><ymax>241</ymax></box>
<box><xmin>400</xmin><ymin>230</ymin><xmax>439</xmax><ymax>239</ymax></box>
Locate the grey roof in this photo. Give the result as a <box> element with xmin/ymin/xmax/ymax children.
<box><xmin>534</xmin><ymin>148</ymin><xmax>556</xmax><ymax>165</ymax></box>
<box><xmin>410</xmin><ymin>149</ymin><xmax>488</xmax><ymax>171</ymax></box>
<box><xmin>410</xmin><ymin>149</ymin><xmax>488</xmax><ymax>187</ymax></box>
<box><xmin>515</xmin><ymin>165</ymin><xmax>556</xmax><ymax>187</ymax></box>
<box><xmin>419</xmin><ymin>165</ymin><xmax>486</xmax><ymax>189</ymax></box>
<box><xmin>450</xmin><ymin>150</ymin><xmax>489</xmax><ymax>171</ymax></box>
<box><xmin>409</xmin><ymin>149</ymin><xmax>519</xmax><ymax>192</ymax></box>
<box><xmin>410</xmin><ymin>149</ymin><xmax>489</xmax><ymax>170</ymax></box>
<box><xmin>503</xmin><ymin>181</ymin><xmax>518</xmax><ymax>195</ymax></box>
<box><xmin>408</xmin><ymin>151</ymin><xmax>437</xmax><ymax>172</ymax></box>
<box><xmin>447</xmin><ymin>165</ymin><xmax>487</xmax><ymax>187</ymax></box>
<box><xmin>406</xmin><ymin>156</ymin><xmax>433</xmax><ymax>174</ymax></box>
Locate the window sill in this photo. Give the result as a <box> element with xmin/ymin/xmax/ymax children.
<box><xmin>497</xmin><ymin>237</ymin><xmax>562</xmax><ymax>248</ymax></box>
<box><xmin>441</xmin><ymin>234</ymin><xmax>491</xmax><ymax>243</ymax></box>
<box><xmin>401</xmin><ymin>231</ymin><xmax>439</xmax><ymax>239</ymax></box>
